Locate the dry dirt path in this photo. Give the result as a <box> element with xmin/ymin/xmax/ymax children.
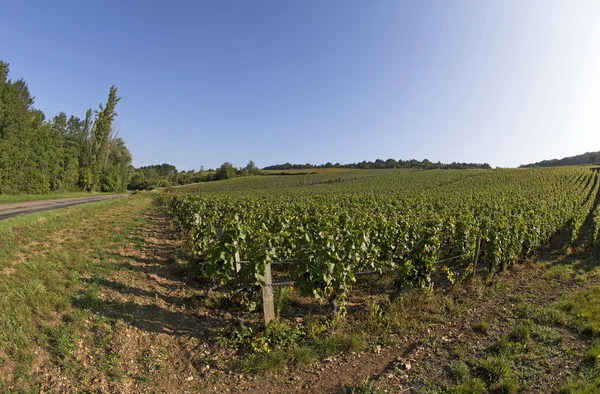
<box><xmin>0</xmin><ymin>194</ymin><xmax>130</xmax><ymax>220</ymax></box>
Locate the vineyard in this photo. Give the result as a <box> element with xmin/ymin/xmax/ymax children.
<box><xmin>3</xmin><ymin>168</ymin><xmax>600</xmax><ymax>392</ymax></box>
<box><xmin>161</xmin><ymin>167</ymin><xmax>600</xmax><ymax>318</ymax></box>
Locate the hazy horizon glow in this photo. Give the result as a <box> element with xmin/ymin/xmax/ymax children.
<box><xmin>1</xmin><ymin>1</ymin><xmax>599</xmax><ymax>170</ymax></box>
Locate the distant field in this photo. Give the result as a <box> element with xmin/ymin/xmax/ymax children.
<box><xmin>172</xmin><ymin>168</ymin><xmax>413</xmax><ymax>194</ymax></box>
<box><xmin>0</xmin><ymin>191</ymin><xmax>116</xmax><ymax>204</ymax></box>
<box><xmin>170</xmin><ymin>168</ymin><xmax>375</xmax><ymax>192</ymax></box>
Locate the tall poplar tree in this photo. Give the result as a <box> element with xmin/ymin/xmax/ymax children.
<box><xmin>91</xmin><ymin>86</ymin><xmax>120</xmax><ymax>191</ymax></box>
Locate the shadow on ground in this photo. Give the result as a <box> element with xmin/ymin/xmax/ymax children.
<box><xmin>71</xmin><ymin>211</ymin><xmax>234</xmax><ymax>343</ymax></box>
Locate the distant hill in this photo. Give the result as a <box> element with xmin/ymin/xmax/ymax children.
<box><xmin>520</xmin><ymin>151</ymin><xmax>600</xmax><ymax>168</ymax></box>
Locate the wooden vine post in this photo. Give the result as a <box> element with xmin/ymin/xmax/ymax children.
<box><xmin>234</xmin><ymin>252</ymin><xmax>241</xmax><ymax>274</ymax></box>
<box><xmin>472</xmin><ymin>236</ymin><xmax>481</xmax><ymax>280</ymax></box>
<box><xmin>215</xmin><ymin>226</ymin><xmax>274</xmax><ymax>324</ymax></box>
<box><xmin>215</xmin><ymin>227</ymin><xmax>241</xmax><ymax>275</ymax></box>
<box><xmin>262</xmin><ymin>263</ymin><xmax>275</xmax><ymax>324</ymax></box>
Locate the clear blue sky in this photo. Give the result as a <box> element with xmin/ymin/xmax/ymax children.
<box><xmin>1</xmin><ymin>1</ymin><xmax>598</xmax><ymax>169</ymax></box>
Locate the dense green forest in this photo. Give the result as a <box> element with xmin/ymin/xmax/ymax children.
<box><xmin>520</xmin><ymin>151</ymin><xmax>600</xmax><ymax>168</ymax></box>
<box><xmin>263</xmin><ymin>158</ymin><xmax>491</xmax><ymax>170</ymax></box>
<box><xmin>0</xmin><ymin>61</ymin><xmax>131</xmax><ymax>195</ymax></box>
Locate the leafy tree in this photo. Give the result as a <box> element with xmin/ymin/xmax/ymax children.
<box><xmin>91</xmin><ymin>86</ymin><xmax>121</xmax><ymax>191</ymax></box>
<box><xmin>215</xmin><ymin>162</ymin><xmax>236</xmax><ymax>180</ymax></box>
<box><xmin>0</xmin><ymin>62</ymin><xmax>48</xmax><ymax>193</ymax></box>
<box><xmin>79</xmin><ymin>167</ymin><xmax>93</xmax><ymax>191</ymax></box>
<box><xmin>128</xmin><ymin>171</ymin><xmax>148</xmax><ymax>190</ymax></box>
<box><xmin>245</xmin><ymin>160</ymin><xmax>257</xmax><ymax>172</ymax></box>
<box><xmin>385</xmin><ymin>158</ymin><xmax>398</xmax><ymax>168</ymax></box>
<box><xmin>100</xmin><ymin>137</ymin><xmax>132</xmax><ymax>192</ymax></box>
<box><xmin>240</xmin><ymin>160</ymin><xmax>261</xmax><ymax>176</ymax></box>
<box><xmin>0</xmin><ymin>60</ymin><xmax>132</xmax><ymax>195</ymax></box>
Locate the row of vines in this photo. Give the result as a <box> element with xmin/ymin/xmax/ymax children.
<box><xmin>160</xmin><ymin>168</ymin><xmax>600</xmax><ymax>317</ymax></box>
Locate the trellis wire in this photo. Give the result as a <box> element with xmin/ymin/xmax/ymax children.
<box><xmin>230</xmin><ymin>237</ymin><xmax>480</xmax><ymax>323</ymax></box>
<box><xmin>241</xmin><ymin>252</ymin><xmax>473</xmax><ymax>289</ymax></box>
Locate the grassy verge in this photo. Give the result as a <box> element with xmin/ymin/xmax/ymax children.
<box><xmin>0</xmin><ymin>194</ymin><xmax>151</xmax><ymax>392</ymax></box>
<box><xmin>552</xmin><ymin>285</ymin><xmax>600</xmax><ymax>393</ymax></box>
<box><xmin>0</xmin><ymin>191</ymin><xmax>121</xmax><ymax>204</ymax></box>
<box><xmin>0</xmin><ymin>195</ymin><xmax>140</xmax><ymax>269</ymax></box>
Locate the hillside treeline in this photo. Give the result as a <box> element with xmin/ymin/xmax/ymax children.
<box><xmin>128</xmin><ymin>165</ymin><xmax>208</xmax><ymax>190</ymax></box>
<box><xmin>263</xmin><ymin>158</ymin><xmax>491</xmax><ymax>171</ymax></box>
<box><xmin>0</xmin><ymin>61</ymin><xmax>131</xmax><ymax>194</ymax></box>
<box><xmin>128</xmin><ymin>161</ymin><xmax>260</xmax><ymax>190</ymax></box>
<box><xmin>520</xmin><ymin>151</ymin><xmax>600</xmax><ymax>168</ymax></box>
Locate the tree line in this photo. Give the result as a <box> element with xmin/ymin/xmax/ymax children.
<box><xmin>263</xmin><ymin>158</ymin><xmax>491</xmax><ymax>171</ymax></box>
<box><xmin>127</xmin><ymin>161</ymin><xmax>260</xmax><ymax>190</ymax></box>
<box><xmin>0</xmin><ymin>60</ymin><xmax>131</xmax><ymax>195</ymax></box>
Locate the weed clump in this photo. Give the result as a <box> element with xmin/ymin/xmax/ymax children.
<box><xmin>509</xmin><ymin>320</ymin><xmax>532</xmax><ymax>344</ymax></box>
<box><xmin>450</xmin><ymin>377</ymin><xmax>486</xmax><ymax>394</ymax></box>
<box><xmin>446</xmin><ymin>360</ymin><xmax>470</xmax><ymax>382</ymax></box>
<box><xmin>475</xmin><ymin>356</ymin><xmax>510</xmax><ymax>384</ymax></box>
<box><xmin>473</xmin><ymin>320</ymin><xmax>489</xmax><ymax>335</ymax></box>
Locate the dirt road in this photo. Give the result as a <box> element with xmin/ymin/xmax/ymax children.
<box><xmin>0</xmin><ymin>194</ymin><xmax>130</xmax><ymax>220</ymax></box>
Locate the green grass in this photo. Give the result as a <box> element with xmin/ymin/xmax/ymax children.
<box><xmin>0</xmin><ymin>194</ymin><xmax>151</xmax><ymax>390</ymax></box>
<box><xmin>238</xmin><ymin>350</ymin><xmax>288</xmax><ymax>374</ymax></box>
<box><xmin>508</xmin><ymin>320</ymin><xmax>532</xmax><ymax>345</ymax></box>
<box><xmin>340</xmin><ymin>378</ymin><xmax>385</xmax><ymax>394</ymax></box>
<box><xmin>0</xmin><ymin>191</ymin><xmax>119</xmax><ymax>204</ymax></box>
<box><xmin>289</xmin><ymin>344</ymin><xmax>318</xmax><ymax>365</ymax></box>
<box><xmin>563</xmin><ymin>286</ymin><xmax>600</xmax><ymax>335</ymax></box>
<box><xmin>475</xmin><ymin>356</ymin><xmax>511</xmax><ymax>383</ymax></box>
<box><xmin>531</xmin><ymin>325</ymin><xmax>563</xmax><ymax>346</ymax></box>
<box><xmin>559</xmin><ymin>380</ymin><xmax>600</xmax><ymax>394</ymax></box>
<box><xmin>491</xmin><ymin>378</ymin><xmax>518</xmax><ymax>394</ymax></box>
<box><xmin>449</xmin><ymin>377</ymin><xmax>487</xmax><ymax>394</ymax></box>
<box><xmin>447</xmin><ymin>360</ymin><xmax>470</xmax><ymax>382</ymax></box>
<box><xmin>445</xmin><ymin>355</ymin><xmax>515</xmax><ymax>393</ymax></box>
<box><xmin>237</xmin><ymin>333</ymin><xmax>363</xmax><ymax>375</ymax></box>
<box><xmin>545</xmin><ymin>264</ymin><xmax>574</xmax><ymax>281</ymax></box>
<box><xmin>0</xmin><ymin>195</ymin><xmax>140</xmax><ymax>269</ymax></box>
<box><xmin>473</xmin><ymin>320</ymin><xmax>490</xmax><ymax>335</ymax></box>
<box><xmin>438</xmin><ymin>285</ymin><xmax>600</xmax><ymax>394</ymax></box>
<box><xmin>553</xmin><ymin>284</ymin><xmax>600</xmax><ymax>392</ymax></box>
<box><xmin>314</xmin><ymin>333</ymin><xmax>363</xmax><ymax>357</ymax></box>
<box><xmin>48</xmin><ymin>323</ymin><xmax>77</xmax><ymax>361</ymax></box>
